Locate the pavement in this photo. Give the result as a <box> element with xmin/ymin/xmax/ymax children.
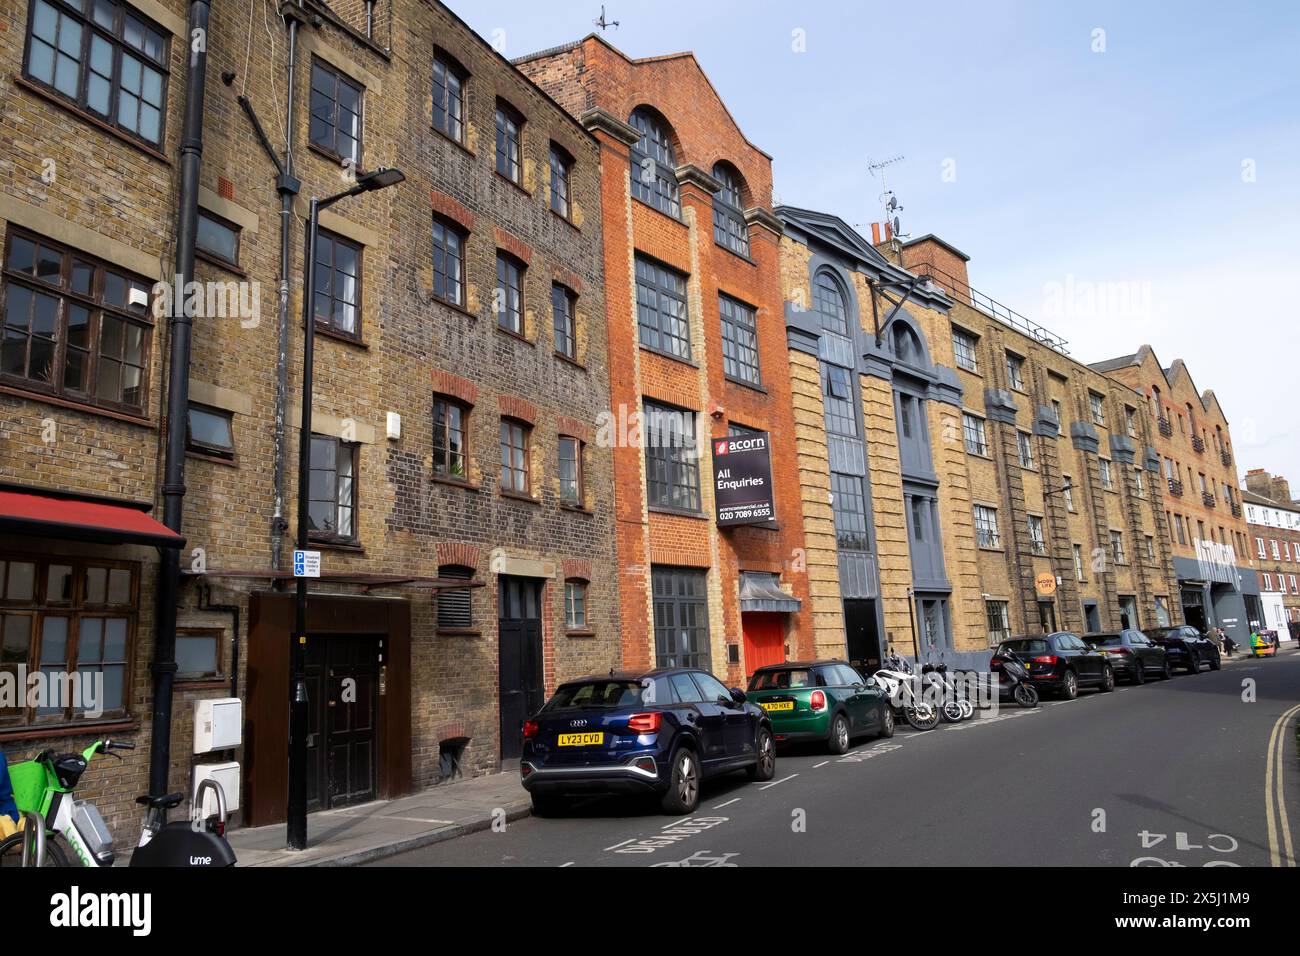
<box><xmin>366</xmin><ymin>646</ymin><xmax>1300</xmax><ymax>867</ymax></box>
<box><xmin>226</xmin><ymin>770</ymin><xmax>529</xmax><ymax>867</ymax></box>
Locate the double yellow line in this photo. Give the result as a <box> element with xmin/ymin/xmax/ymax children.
<box><xmin>1265</xmin><ymin>702</ymin><xmax>1300</xmax><ymax>867</ymax></box>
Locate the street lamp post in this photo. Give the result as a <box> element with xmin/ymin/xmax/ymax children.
<box><xmin>288</xmin><ymin>167</ymin><xmax>404</xmax><ymax>851</ymax></box>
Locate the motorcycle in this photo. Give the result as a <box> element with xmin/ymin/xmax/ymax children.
<box><xmin>921</xmin><ymin>659</ymin><xmax>975</xmax><ymax>721</ymax></box>
<box><xmin>0</xmin><ymin>739</ymin><xmax>236</xmax><ymax>868</ymax></box>
<box><xmin>874</xmin><ymin>653</ymin><xmax>940</xmax><ymax>731</ymax></box>
<box><xmin>997</xmin><ymin>647</ymin><xmax>1040</xmax><ymax>708</ymax></box>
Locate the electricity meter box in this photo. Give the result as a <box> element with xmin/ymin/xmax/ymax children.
<box><xmin>193</xmin><ymin>697</ymin><xmax>242</xmax><ymax>754</ymax></box>
<box><xmin>193</xmin><ymin>762</ymin><xmax>241</xmax><ymax>817</ymax></box>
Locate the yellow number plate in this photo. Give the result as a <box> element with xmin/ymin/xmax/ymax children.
<box><xmin>557</xmin><ymin>732</ymin><xmax>604</xmax><ymax>746</ymax></box>
<box><xmin>761</xmin><ymin>701</ymin><xmax>795</xmax><ymax>712</ymax></box>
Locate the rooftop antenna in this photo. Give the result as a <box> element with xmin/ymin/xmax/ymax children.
<box><xmin>867</xmin><ymin>155</ymin><xmax>907</xmax><ymax>243</ymax></box>
<box><xmin>594</xmin><ymin>5</ymin><xmax>619</xmax><ymax>31</ymax></box>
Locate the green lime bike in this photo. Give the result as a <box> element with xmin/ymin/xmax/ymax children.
<box><xmin>0</xmin><ymin>739</ymin><xmax>236</xmax><ymax>867</ymax></box>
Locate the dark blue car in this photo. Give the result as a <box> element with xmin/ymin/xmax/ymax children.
<box><xmin>520</xmin><ymin>668</ymin><xmax>776</xmax><ymax>815</ymax></box>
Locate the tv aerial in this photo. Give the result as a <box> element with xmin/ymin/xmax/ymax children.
<box><xmin>594</xmin><ymin>5</ymin><xmax>619</xmax><ymax>31</ymax></box>
<box><xmin>868</xmin><ymin>155</ymin><xmax>907</xmax><ymax>240</ymax></box>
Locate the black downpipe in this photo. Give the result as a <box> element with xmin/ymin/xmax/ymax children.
<box><xmin>149</xmin><ymin>0</ymin><xmax>210</xmax><ymax>800</ymax></box>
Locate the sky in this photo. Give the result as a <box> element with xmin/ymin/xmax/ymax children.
<box><xmin>451</xmin><ymin>0</ymin><xmax>1300</xmax><ymax>491</ymax></box>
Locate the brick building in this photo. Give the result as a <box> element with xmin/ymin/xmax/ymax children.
<box><xmin>777</xmin><ymin>217</ymin><xmax>1179</xmax><ymax>667</ymax></box>
<box><xmin>1093</xmin><ymin>347</ymin><xmax>1258</xmax><ymax>644</ymax></box>
<box><xmin>0</xmin><ymin>0</ymin><xmax>618</xmax><ymax>839</ymax></box>
<box><xmin>518</xmin><ymin>36</ymin><xmax>811</xmax><ymax>685</ymax></box>
<box><xmin>892</xmin><ymin>239</ymin><xmax>1179</xmax><ymax>648</ymax></box>
<box><xmin>1241</xmin><ymin>470</ymin><xmax>1300</xmax><ymax>638</ymax></box>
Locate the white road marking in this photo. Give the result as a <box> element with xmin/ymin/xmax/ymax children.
<box><xmin>560</xmin><ymin>861</ymin><xmax>574</xmax><ymax>867</ymax></box>
<box><xmin>712</xmin><ymin>797</ymin><xmax>742</xmax><ymax>810</ymax></box>
<box><xmin>759</xmin><ymin>773</ymin><xmax>798</xmax><ymax>790</ymax></box>
<box><xmin>603</xmin><ymin>838</ymin><xmax>637</xmax><ymax>851</ymax></box>
<box><xmin>814</xmin><ymin>760</ymin><xmax>830</xmax><ymax>768</ymax></box>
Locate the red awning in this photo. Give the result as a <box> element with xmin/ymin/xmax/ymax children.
<box><xmin>0</xmin><ymin>486</ymin><xmax>184</xmax><ymax>548</ymax></box>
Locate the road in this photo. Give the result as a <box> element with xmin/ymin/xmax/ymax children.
<box><xmin>371</xmin><ymin>650</ymin><xmax>1300</xmax><ymax>867</ymax></box>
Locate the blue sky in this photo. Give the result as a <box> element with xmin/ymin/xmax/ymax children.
<box><xmin>452</xmin><ymin>0</ymin><xmax>1300</xmax><ymax>491</ymax></box>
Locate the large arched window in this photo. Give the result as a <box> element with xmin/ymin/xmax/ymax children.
<box><xmin>812</xmin><ymin>269</ymin><xmax>849</xmax><ymax>336</ymax></box>
<box><xmin>711</xmin><ymin>162</ymin><xmax>749</xmax><ymax>256</ymax></box>
<box><xmin>629</xmin><ymin>107</ymin><xmax>680</xmax><ymax>218</ymax></box>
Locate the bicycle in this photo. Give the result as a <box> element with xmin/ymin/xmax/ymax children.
<box><xmin>0</xmin><ymin>739</ymin><xmax>236</xmax><ymax>867</ymax></box>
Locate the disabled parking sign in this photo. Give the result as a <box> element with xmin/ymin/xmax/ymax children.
<box><xmin>293</xmin><ymin>550</ymin><xmax>321</xmax><ymax>578</ymax></box>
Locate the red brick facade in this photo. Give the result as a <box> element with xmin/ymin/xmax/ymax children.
<box><xmin>520</xmin><ymin>36</ymin><xmax>812</xmax><ymax>684</ymax></box>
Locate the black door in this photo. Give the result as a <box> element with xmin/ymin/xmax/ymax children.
<box><xmin>499</xmin><ymin>576</ymin><xmax>544</xmax><ymax>763</ymax></box>
<box><xmin>844</xmin><ymin>600</ymin><xmax>882</xmax><ymax>674</ymax></box>
<box><xmin>305</xmin><ymin>635</ymin><xmax>380</xmax><ymax>812</ymax></box>
<box><xmin>1038</xmin><ymin>601</ymin><xmax>1058</xmax><ymax>633</ymax></box>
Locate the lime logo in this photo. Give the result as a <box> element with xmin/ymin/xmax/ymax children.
<box><xmin>68</xmin><ymin>830</ymin><xmax>92</xmax><ymax>867</ymax></box>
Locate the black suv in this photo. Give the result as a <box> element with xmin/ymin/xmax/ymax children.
<box><xmin>992</xmin><ymin>632</ymin><xmax>1115</xmax><ymax>699</ymax></box>
<box><xmin>520</xmin><ymin>668</ymin><xmax>776</xmax><ymax>816</ymax></box>
<box><xmin>1144</xmin><ymin>625</ymin><xmax>1222</xmax><ymax>673</ymax></box>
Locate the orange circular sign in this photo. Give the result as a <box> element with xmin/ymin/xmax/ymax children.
<box><xmin>1035</xmin><ymin>573</ymin><xmax>1057</xmax><ymax>596</ymax></box>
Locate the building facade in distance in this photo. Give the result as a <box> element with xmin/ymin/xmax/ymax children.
<box><xmin>1242</xmin><ymin>470</ymin><xmax>1300</xmax><ymax>639</ymax></box>
<box><xmin>519</xmin><ymin>35</ymin><xmax>812</xmax><ymax>686</ymax></box>
<box><xmin>1094</xmin><ymin>347</ymin><xmax>1258</xmax><ymax>644</ymax></box>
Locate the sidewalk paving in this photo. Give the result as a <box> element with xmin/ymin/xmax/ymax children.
<box><xmin>227</xmin><ymin>772</ymin><xmax>530</xmax><ymax>867</ymax></box>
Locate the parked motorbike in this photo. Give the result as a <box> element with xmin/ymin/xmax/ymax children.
<box><xmin>921</xmin><ymin>659</ymin><xmax>975</xmax><ymax>721</ymax></box>
<box><xmin>874</xmin><ymin>653</ymin><xmax>940</xmax><ymax>731</ymax></box>
<box><xmin>998</xmin><ymin>648</ymin><xmax>1040</xmax><ymax>708</ymax></box>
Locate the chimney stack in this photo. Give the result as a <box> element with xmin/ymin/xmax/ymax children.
<box><xmin>871</xmin><ymin>222</ymin><xmax>881</xmax><ymax>244</ymax></box>
<box><xmin>1245</xmin><ymin>469</ymin><xmax>1274</xmax><ymax>498</ymax></box>
<box><xmin>1271</xmin><ymin>475</ymin><xmax>1292</xmax><ymax>504</ymax></box>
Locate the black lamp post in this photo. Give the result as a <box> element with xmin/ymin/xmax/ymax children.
<box><xmin>288</xmin><ymin>166</ymin><xmax>404</xmax><ymax>851</ymax></box>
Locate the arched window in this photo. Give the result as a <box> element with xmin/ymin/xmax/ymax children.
<box><xmin>812</xmin><ymin>269</ymin><xmax>849</xmax><ymax>336</ymax></box>
<box><xmin>711</xmin><ymin>162</ymin><xmax>749</xmax><ymax>256</ymax></box>
<box><xmin>891</xmin><ymin>322</ymin><xmax>920</xmax><ymax>365</ymax></box>
<box><xmin>629</xmin><ymin>107</ymin><xmax>680</xmax><ymax>218</ymax></box>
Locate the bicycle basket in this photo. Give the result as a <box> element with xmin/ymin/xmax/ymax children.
<box><xmin>7</xmin><ymin>760</ymin><xmax>50</xmax><ymax>815</ymax></box>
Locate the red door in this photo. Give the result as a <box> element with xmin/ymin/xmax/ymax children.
<box><xmin>742</xmin><ymin>613</ymin><xmax>787</xmax><ymax>675</ymax></box>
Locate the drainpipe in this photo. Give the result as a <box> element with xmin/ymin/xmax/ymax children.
<box><xmin>269</xmin><ymin>5</ymin><xmax>304</xmax><ymax>571</ymax></box>
<box><xmin>149</xmin><ymin>0</ymin><xmax>210</xmax><ymax>800</ymax></box>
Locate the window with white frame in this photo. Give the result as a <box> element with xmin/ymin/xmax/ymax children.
<box><xmin>952</xmin><ymin>328</ymin><xmax>978</xmax><ymax>372</ymax></box>
<box><xmin>963</xmin><ymin>413</ymin><xmax>988</xmax><ymax>456</ymax></box>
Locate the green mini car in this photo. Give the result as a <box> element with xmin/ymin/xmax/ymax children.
<box><xmin>745</xmin><ymin>660</ymin><xmax>893</xmax><ymax>754</ymax></box>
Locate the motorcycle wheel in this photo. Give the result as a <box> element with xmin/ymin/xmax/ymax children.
<box><xmin>941</xmin><ymin>700</ymin><xmax>964</xmax><ymax>722</ymax></box>
<box><xmin>904</xmin><ymin>703</ymin><xmax>940</xmax><ymax>731</ymax></box>
<box><xmin>1014</xmin><ymin>683</ymin><xmax>1039</xmax><ymax>708</ymax></box>
<box><xmin>957</xmin><ymin>699</ymin><xmax>975</xmax><ymax>720</ymax></box>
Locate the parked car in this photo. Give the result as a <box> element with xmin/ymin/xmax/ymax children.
<box><xmin>1088</xmin><ymin>629</ymin><xmax>1171</xmax><ymax>684</ymax></box>
<box><xmin>746</xmin><ymin>660</ymin><xmax>894</xmax><ymax>753</ymax></box>
<box><xmin>991</xmin><ymin>632</ymin><xmax>1115</xmax><ymax>699</ymax></box>
<box><xmin>520</xmin><ymin>669</ymin><xmax>775</xmax><ymax>816</ymax></box>
<box><xmin>1144</xmin><ymin>625</ymin><xmax>1222</xmax><ymax>673</ymax></box>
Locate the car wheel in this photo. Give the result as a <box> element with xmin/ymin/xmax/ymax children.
<box><xmin>1060</xmin><ymin>669</ymin><xmax>1079</xmax><ymax>700</ymax></box>
<box><xmin>747</xmin><ymin>726</ymin><xmax>776</xmax><ymax>781</ymax></box>
<box><xmin>827</xmin><ymin>713</ymin><xmax>851</xmax><ymax>755</ymax></box>
<box><xmin>1186</xmin><ymin>651</ymin><xmax>1200</xmax><ymax>674</ymax></box>
<box><xmin>530</xmin><ymin>793</ymin><xmax>565</xmax><ymax>818</ymax></box>
<box><xmin>878</xmin><ymin>704</ymin><xmax>896</xmax><ymax>739</ymax></box>
<box><xmin>1100</xmin><ymin>665</ymin><xmax>1115</xmax><ymax>692</ymax></box>
<box><xmin>1160</xmin><ymin>658</ymin><xmax>1172</xmax><ymax>680</ymax></box>
<box><xmin>1210</xmin><ymin>653</ymin><xmax>1222</xmax><ymax>671</ymax></box>
<box><xmin>1131</xmin><ymin>662</ymin><xmax>1146</xmax><ymax>685</ymax></box>
<box><xmin>660</xmin><ymin>746</ymin><xmax>701</xmax><ymax>815</ymax></box>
